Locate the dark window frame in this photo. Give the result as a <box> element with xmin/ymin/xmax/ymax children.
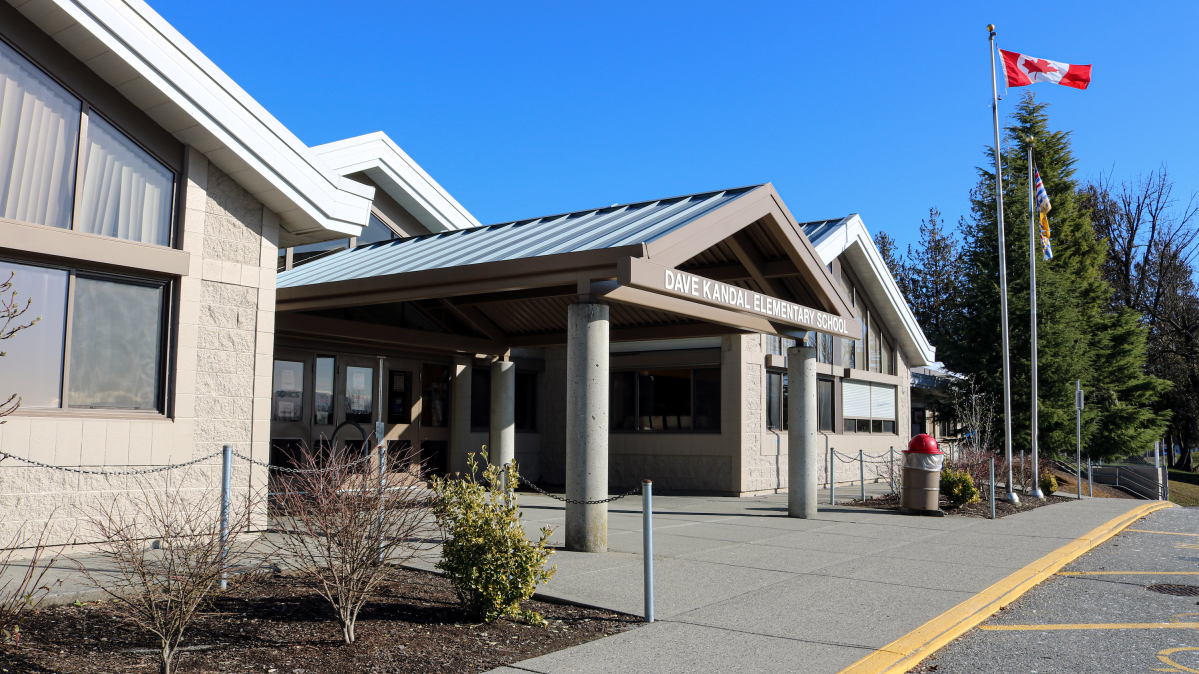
<box><xmin>610</xmin><ymin>366</ymin><xmax>721</xmax><ymax>434</ymax></box>
<box><xmin>0</xmin><ymin>254</ymin><xmax>174</xmax><ymax>414</ymax></box>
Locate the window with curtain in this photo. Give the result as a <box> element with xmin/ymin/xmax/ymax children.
<box><xmin>68</xmin><ymin>276</ymin><xmax>165</xmax><ymax>409</ymax></box>
<box><xmin>841</xmin><ymin>381</ymin><xmax>897</xmax><ymax>434</ymax></box>
<box><xmin>0</xmin><ymin>39</ymin><xmax>80</xmax><ymax>230</ymax></box>
<box><xmin>0</xmin><ymin>39</ymin><xmax>176</xmax><ymax>246</ymax></box>
<box><xmin>77</xmin><ymin>114</ymin><xmax>173</xmax><ymax>246</ymax></box>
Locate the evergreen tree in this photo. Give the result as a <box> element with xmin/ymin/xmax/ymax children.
<box><xmin>941</xmin><ymin>92</ymin><xmax>1168</xmax><ymax>460</ymax></box>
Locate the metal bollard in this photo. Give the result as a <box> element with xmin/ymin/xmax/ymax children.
<box><xmin>643</xmin><ymin>479</ymin><xmax>654</xmax><ymax>623</ymax></box>
<box><xmin>1087</xmin><ymin>457</ymin><xmax>1092</xmax><ymax>497</ymax></box>
<box><xmin>220</xmin><ymin>444</ymin><xmax>232</xmax><ymax>590</ymax></box>
<box><xmin>987</xmin><ymin>455</ymin><xmax>997</xmax><ymax>520</ymax></box>
<box><xmin>377</xmin><ymin>422</ymin><xmax>387</xmax><ymax>564</ymax></box>
<box><xmin>859</xmin><ymin>449</ymin><xmax>865</xmax><ymax>502</ymax></box>
<box><xmin>889</xmin><ymin>447</ymin><xmax>895</xmax><ymax>495</ymax></box>
<box><xmin>829</xmin><ymin>449</ymin><xmax>836</xmax><ymax>505</ymax></box>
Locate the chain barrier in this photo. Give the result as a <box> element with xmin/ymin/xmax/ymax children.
<box><xmin>232</xmin><ymin>450</ymin><xmax>374</xmax><ymax>474</ymax></box>
<box><xmin>515</xmin><ymin>472</ymin><xmax>641</xmax><ymax>505</ymax></box>
<box><xmin>0</xmin><ymin>449</ymin><xmax>224</xmax><ymax>476</ymax></box>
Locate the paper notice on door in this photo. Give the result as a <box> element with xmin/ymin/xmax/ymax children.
<box><xmin>277</xmin><ymin>401</ymin><xmax>295</xmax><ymax>417</ymax></box>
<box><xmin>353</xmin><ymin>370</ymin><xmax>365</xmax><ymax>390</ymax></box>
<box><xmin>281</xmin><ymin>369</ymin><xmax>296</xmax><ymax>391</ymax></box>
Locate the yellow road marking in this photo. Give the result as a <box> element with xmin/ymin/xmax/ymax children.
<box><xmin>1130</xmin><ymin>529</ymin><xmax>1199</xmax><ymax>537</ymax></box>
<box><xmin>1177</xmin><ymin>543</ymin><xmax>1199</xmax><ymax>550</ymax></box>
<box><xmin>1058</xmin><ymin>571</ymin><xmax>1199</xmax><ymax>576</ymax></box>
<box><xmin>837</xmin><ymin>501</ymin><xmax>1174</xmax><ymax>674</ymax></box>
<box><xmin>980</xmin><ymin>622</ymin><xmax>1199</xmax><ymax>631</ymax></box>
<box><xmin>1160</xmin><ymin>647</ymin><xmax>1199</xmax><ymax>674</ymax></box>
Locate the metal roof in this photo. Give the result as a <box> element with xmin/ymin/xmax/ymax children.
<box><xmin>278</xmin><ymin>185</ymin><xmax>763</xmax><ymax>289</ymax></box>
<box><xmin>798</xmin><ymin>216</ymin><xmax>851</xmax><ymax>247</ymax></box>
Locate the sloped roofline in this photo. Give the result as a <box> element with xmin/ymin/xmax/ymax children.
<box><xmin>312</xmin><ymin>132</ymin><xmax>481</xmax><ymax>236</ymax></box>
<box><xmin>805</xmin><ymin>214</ymin><xmax>936</xmax><ymax>366</ymax></box>
<box><xmin>13</xmin><ymin>0</ymin><xmax>374</xmax><ymax>239</ymax></box>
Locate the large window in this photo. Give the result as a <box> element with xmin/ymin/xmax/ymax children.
<box><xmin>470</xmin><ymin>367</ymin><xmax>490</xmax><ymax>430</ymax></box>
<box><xmin>0</xmin><ymin>259</ymin><xmax>168</xmax><ymax>412</ymax></box>
<box><xmin>0</xmin><ymin>39</ymin><xmax>175</xmax><ymax>245</ymax></box>
<box><xmin>766</xmin><ymin>373</ymin><xmax>833</xmax><ymax>432</ymax></box>
<box><xmin>610</xmin><ymin>368</ymin><xmax>720</xmax><ymax>432</ymax></box>
<box><xmin>843</xmin><ymin>381</ymin><xmax>896</xmax><ymax>434</ymax></box>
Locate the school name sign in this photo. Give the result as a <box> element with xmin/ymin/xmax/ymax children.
<box><xmin>619</xmin><ymin>258</ymin><xmax>859</xmax><ymax>338</ymax></box>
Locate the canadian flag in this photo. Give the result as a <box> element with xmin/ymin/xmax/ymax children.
<box><xmin>1000</xmin><ymin>49</ymin><xmax>1092</xmax><ymax>90</ymax></box>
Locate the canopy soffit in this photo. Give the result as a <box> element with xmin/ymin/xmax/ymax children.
<box><xmin>275</xmin><ymin>184</ymin><xmax>862</xmax><ymax>353</ymax></box>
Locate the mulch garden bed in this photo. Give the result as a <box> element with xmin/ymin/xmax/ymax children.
<box><xmin>0</xmin><ymin>568</ymin><xmax>640</xmax><ymax>674</ymax></box>
<box><xmin>843</xmin><ymin>492</ymin><xmax>1074</xmax><ymax>518</ymax></box>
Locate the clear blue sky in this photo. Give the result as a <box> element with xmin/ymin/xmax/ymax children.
<box><xmin>154</xmin><ymin>0</ymin><xmax>1198</xmax><ymax>253</ymax></box>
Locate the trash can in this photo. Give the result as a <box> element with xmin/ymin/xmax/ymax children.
<box><xmin>900</xmin><ymin>434</ymin><xmax>945</xmax><ymax>516</ymax></box>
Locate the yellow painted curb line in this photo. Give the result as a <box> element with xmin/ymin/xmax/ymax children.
<box><xmin>837</xmin><ymin>500</ymin><xmax>1175</xmax><ymax>674</ymax></box>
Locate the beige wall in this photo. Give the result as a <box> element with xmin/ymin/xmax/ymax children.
<box><xmin>0</xmin><ymin>150</ymin><xmax>276</xmax><ymax>545</ymax></box>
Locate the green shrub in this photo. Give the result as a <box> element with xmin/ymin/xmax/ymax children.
<box><xmin>1039</xmin><ymin>472</ymin><xmax>1058</xmax><ymax>496</ymax></box>
<box><xmin>430</xmin><ymin>454</ymin><xmax>556</xmax><ymax>624</ymax></box>
<box><xmin>940</xmin><ymin>468</ymin><xmax>980</xmax><ymax>505</ymax></box>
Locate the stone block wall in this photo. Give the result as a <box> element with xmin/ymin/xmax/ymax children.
<box><xmin>0</xmin><ymin>148</ymin><xmax>276</xmax><ymax>547</ymax></box>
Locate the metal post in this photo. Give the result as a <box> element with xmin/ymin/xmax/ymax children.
<box><xmin>990</xmin><ymin>457</ymin><xmax>996</xmax><ymax>520</ymax></box>
<box><xmin>1087</xmin><ymin>457</ymin><xmax>1093</xmax><ymax>497</ymax></box>
<box><xmin>890</xmin><ymin>447</ymin><xmax>896</xmax><ymax>495</ymax></box>
<box><xmin>830</xmin><ymin>449</ymin><xmax>836</xmax><ymax>505</ymax></box>
<box><xmin>859</xmin><ymin>449</ymin><xmax>865</xmax><ymax>502</ymax></box>
<box><xmin>643</xmin><ymin>479</ymin><xmax>654</xmax><ymax>623</ymax></box>
<box><xmin>377</xmin><ymin>422</ymin><xmax>387</xmax><ymax>563</ymax></box>
<box><xmin>220</xmin><ymin>444</ymin><xmax>232</xmax><ymax>590</ymax></box>
<box><xmin>1028</xmin><ymin>140</ymin><xmax>1044</xmax><ymax>499</ymax></box>
<box><xmin>988</xmin><ymin>25</ymin><xmax>1019</xmax><ymax>506</ymax></box>
<box><xmin>1155</xmin><ymin>440</ymin><xmax>1163</xmax><ymax>500</ymax></box>
<box><xmin>1076</xmin><ymin>380</ymin><xmax>1083</xmax><ymax>499</ymax></box>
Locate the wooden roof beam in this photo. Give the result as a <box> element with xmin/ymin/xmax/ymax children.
<box><xmin>726</xmin><ymin>230</ymin><xmax>789</xmax><ymax>299</ymax></box>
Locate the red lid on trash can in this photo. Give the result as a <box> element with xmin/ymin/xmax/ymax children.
<box><xmin>906</xmin><ymin>434</ymin><xmax>942</xmax><ymax>454</ymax></box>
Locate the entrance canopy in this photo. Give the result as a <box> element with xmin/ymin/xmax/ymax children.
<box><xmin>275</xmin><ymin>184</ymin><xmax>861</xmax><ymax>355</ymax></box>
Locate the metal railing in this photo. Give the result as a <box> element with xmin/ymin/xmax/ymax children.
<box><xmin>1090</xmin><ymin>465</ymin><xmax>1167</xmax><ymax>500</ymax></box>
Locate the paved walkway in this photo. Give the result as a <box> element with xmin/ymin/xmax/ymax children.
<box><xmin>476</xmin><ymin>492</ymin><xmax>1154</xmax><ymax>674</ymax></box>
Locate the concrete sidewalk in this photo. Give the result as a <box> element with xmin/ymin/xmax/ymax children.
<box><xmin>482</xmin><ymin>492</ymin><xmax>1153</xmax><ymax>674</ymax></box>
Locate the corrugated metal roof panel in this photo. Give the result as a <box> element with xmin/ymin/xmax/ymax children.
<box><xmin>278</xmin><ymin>186</ymin><xmax>763</xmax><ymax>288</ymax></box>
<box><xmin>799</xmin><ymin>217</ymin><xmax>850</xmax><ymax>246</ymax></box>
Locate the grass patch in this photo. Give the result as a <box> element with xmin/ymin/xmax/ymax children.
<box><xmin>1168</xmin><ymin>469</ymin><xmax>1199</xmax><ymax>507</ymax></box>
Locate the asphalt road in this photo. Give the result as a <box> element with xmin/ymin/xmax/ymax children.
<box><xmin>911</xmin><ymin>506</ymin><xmax>1199</xmax><ymax>674</ymax></box>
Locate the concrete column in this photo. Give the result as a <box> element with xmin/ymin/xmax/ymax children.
<box><xmin>565</xmin><ymin>302</ymin><xmax>609</xmax><ymax>552</ymax></box>
<box><xmin>489</xmin><ymin>360</ymin><xmax>516</xmax><ymax>469</ymax></box>
<box><xmin>449</xmin><ymin>356</ymin><xmax>472</xmax><ymax>474</ymax></box>
<box><xmin>788</xmin><ymin>342</ymin><xmax>818</xmax><ymax>518</ymax></box>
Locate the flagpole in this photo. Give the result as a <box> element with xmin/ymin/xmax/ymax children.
<box><xmin>989</xmin><ymin>24</ymin><xmax>1019</xmax><ymax>505</ymax></box>
<box><xmin>1028</xmin><ymin>138</ymin><xmax>1044</xmax><ymax>498</ymax></box>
